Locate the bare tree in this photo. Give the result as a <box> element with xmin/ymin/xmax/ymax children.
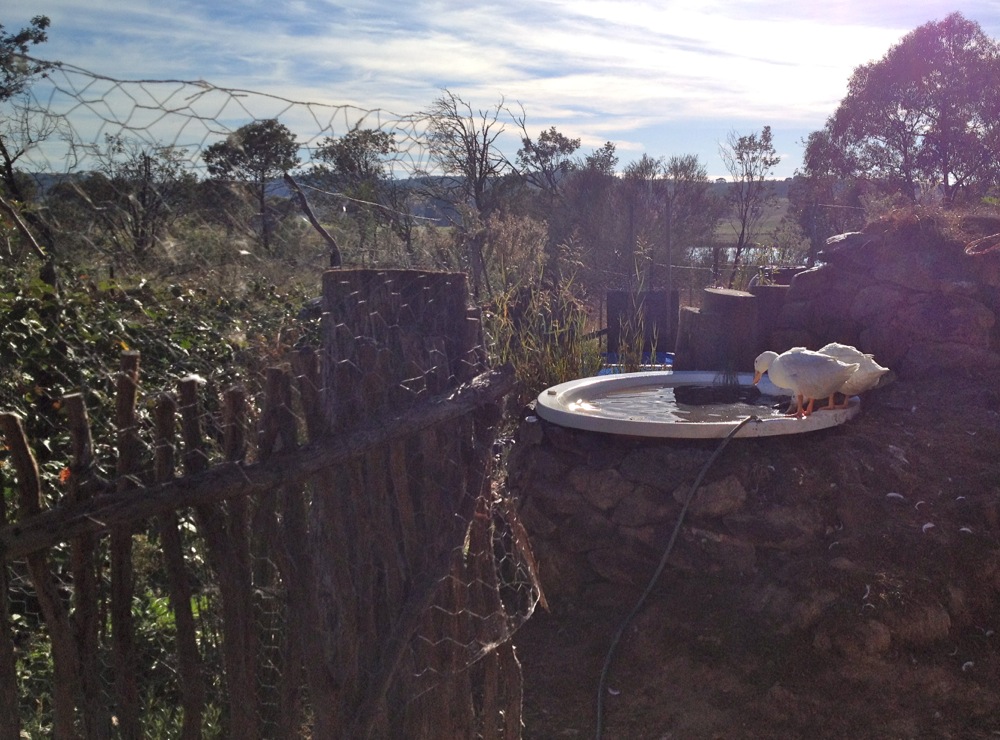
<box><xmin>424</xmin><ymin>89</ymin><xmax>510</xmax><ymax>219</ymax></box>
<box><xmin>76</xmin><ymin>135</ymin><xmax>197</xmax><ymax>263</ymax></box>
<box><xmin>422</xmin><ymin>89</ymin><xmax>513</xmax><ymax>296</ymax></box>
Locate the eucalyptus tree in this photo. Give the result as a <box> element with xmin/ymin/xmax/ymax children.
<box><xmin>313</xmin><ymin>127</ymin><xmax>418</xmax><ymax>260</ymax></box>
<box><xmin>790</xmin><ymin>130</ymin><xmax>865</xmax><ymax>265</ymax></box>
<box><xmin>561</xmin><ymin>142</ymin><xmax>621</xmax><ymax>295</ymax></box>
<box><xmin>0</xmin><ymin>14</ymin><xmax>55</xmax><ymax>201</ymax></box>
<box><xmin>0</xmin><ymin>14</ymin><xmax>57</xmax><ymax>285</ymax></box>
<box><xmin>0</xmin><ymin>14</ymin><xmax>51</xmax><ymax>101</ymax></box>
<box><xmin>719</xmin><ymin>125</ymin><xmax>781</xmax><ymax>285</ymax></box>
<box><xmin>659</xmin><ymin>154</ymin><xmax>723</xmax><ymax>289</ymax></box>
<box><xmin>514</xmin><ymin>124</ymin><xmax>581</xmax><ymax>281</ymax></box>
<box><xmin>515</xmin><ymin>125</ymin><xmax>580</xmax><ymax>207</ymax></box>
<box><xmin>203</xmin><ymin>119</ymin><xmax>299</xmax><ymax>252</ymax></box>
<box><xmin>821</xmin><ymin>12</ymin><xmax>1000</xmax><ymax>202</ymax></box>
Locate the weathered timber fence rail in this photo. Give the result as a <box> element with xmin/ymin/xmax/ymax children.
<box><xmin>0</xmin><ymin>269</ymin><xmax>539</xmax><ymax>739</ymax></box>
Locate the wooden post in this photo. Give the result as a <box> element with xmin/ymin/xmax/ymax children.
<box><xmin>0</xmin><ymin>414</ymin><xmax>82</xmax><ymax>739</ymax></box>
<box><xmin>64</xmin><ymin>394</ymin><xmax>109</xmax><ymax>739</ymax></box>
<box><xmin>315</xmin><ymin>269</ymin><xmax>523</xmax><ymax>737</ymax></box>
<box><xmin>179</xmin><ymin>376</ymin><xmax>259</xmax><ymax>739</ymax></box>
<box><xmin>112</xmin><ymin>351</ymin><xmax>141</xmax><ymax>739</ymax></box>
<box><xmin>257</xmin><ymin>366</ymin><xmax>313</xmax><ymax>738</ymax></box>
<box><xmin>674</xmin><ymin>288</ymin><xmax>758</xmax><ymax>371</ymax></box>
<box><xmin>153</xmin><ymin>394</ymin><xmax>205</xmax><ymax>740</ymax></box>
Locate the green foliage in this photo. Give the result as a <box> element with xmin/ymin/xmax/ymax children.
<box><xmin>0</xmin><ymin>269</ymin><xmax>320</xmax><ymax>490</ymax></box>
<box><xmin>0</xmin><ymin>265</ymin><xmax>317</xmax><ymax>736</ymax></box>
<box><xmin>515</xmin><ymin>125</ymin><xmax>580</xmax><ymax>203</ymax></box>
<box><xmin>91</xmin><ymin>135</ymin><xmax>198</xmax><ymax>263</ymax></box>
<box><xmin>203</xmin><ymin>119</ymin><xmax>300</xmax><ymax>185</ymax></box>
<box><xmin>822</xmin><ymin>12</ymin><xmax>1000</xmax><ymax>202</ymax></box>
<box><xmin>0</xmin><ymin>14</ymin><xmax>52</xmax><ymax>101</ymax></box>
<box><xmin>203</xmin><ymin>120</ymin><xmax>300</xmax><ymax>252</ymax></box>
<box><xmin>310</xmin><ymin>128</ymin><xmax>420</xmax><ymax>258</ymax></box>
<box><xmin>719</xmin><ymin>125</ymin><xmax>781</xmax><ymax>286</ymax></box>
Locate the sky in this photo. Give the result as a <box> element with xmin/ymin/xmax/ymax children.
<box><xmin>6</xmin><ymin>1</ymin><xmax>1000</xmax><ymax>180</ymax></box>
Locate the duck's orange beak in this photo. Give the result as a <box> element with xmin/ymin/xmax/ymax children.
<box><xmin>752</xmin><ymin>371</ymin><xmax>763</xmax><ymax>384</ymax></box>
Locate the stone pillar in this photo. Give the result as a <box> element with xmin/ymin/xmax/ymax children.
<box><xmin>749</xmin><ymin>284</ymin><xmax>789</xmax><ymax>352</ymax></box>
<box><xmin>673</xmin><ymin>288</ymin><xmax>758</xmax><ymax>371</ymax></box>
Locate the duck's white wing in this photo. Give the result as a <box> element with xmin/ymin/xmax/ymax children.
<box><xmin>839</xmin><ymin>355</ymin><xmax>890</xmax><ymax>395</ymax></box>
<box><xmin>777</xmin><ymin>350</ymin><xmax>859</xmax><ymax>400</ymax></box>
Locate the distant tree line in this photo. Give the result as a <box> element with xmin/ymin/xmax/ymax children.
<box><xmin>2</xmin><ymin>12</ymin><xmax>998</xmax><ymax>303</ymax></box>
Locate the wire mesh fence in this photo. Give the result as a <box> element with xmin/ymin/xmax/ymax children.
<box><xmin>4</xmin><ymin>53</ymin><xmax>453</xmax><ymax>285</ymax></box>
<box><xmin>0</xmin><ymin>53</ymin><xmax>741</xmax><ymax>736</ymax></box>
<box><xmin>0</xmin><ymin>264</ymin><xmax>541</xmax><ymax>738</ymax></box>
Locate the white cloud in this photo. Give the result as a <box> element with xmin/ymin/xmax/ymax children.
<box><xmin>5</xmin><ymin>0</ymin><xmax>1000</xmax><ymax>177</ymax></box>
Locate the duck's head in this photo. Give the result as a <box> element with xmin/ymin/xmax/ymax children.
<box><xmin>753</xmin><ymin>351</ymin><xmax>779</xmax><ymax>384</ymax></box>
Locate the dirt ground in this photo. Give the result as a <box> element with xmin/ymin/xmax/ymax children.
<box><xmin>513</xmin><ymin>369</ymin><xmax>1000</xmax><ymax>739</ymax></box>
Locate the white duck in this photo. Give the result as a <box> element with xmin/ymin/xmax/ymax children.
<box><xmin>753</xmin><ymin>349</ymin><xmax>859</xmax><ymax>418</ymax></box>
<box><xmin>816</xmin><ymin>342</ymin><xmax>890</xmax><ymax>409</ymax></box>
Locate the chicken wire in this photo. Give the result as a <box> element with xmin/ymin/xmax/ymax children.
<box><xmin>0</xmin><ymin>56</ymin><xmax>539</xmax><ymax>738</ymax></box>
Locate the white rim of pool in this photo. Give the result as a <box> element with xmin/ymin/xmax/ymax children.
<box><xmin>534</xmin><ymin>370</ymin><xmax>860</xmax><ymax>438</ymax></box>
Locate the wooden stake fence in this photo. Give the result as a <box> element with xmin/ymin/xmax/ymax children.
<box><xmin>0</xmin><ymin>269</ymin><xmax>534</xmax><ymax>738</ymax></box>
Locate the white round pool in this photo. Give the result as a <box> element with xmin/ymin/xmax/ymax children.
<box><xmin>535</xmin><ymin>370</ymin><xmax>860</xmax><ymax>438</ymax></box>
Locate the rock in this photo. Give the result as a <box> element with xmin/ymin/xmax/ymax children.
<box><xmin>518</xmin><ymin>498</ymin><xmax>558</xmax><ymax>538</ymax></box>
<box><xmin>840</xmin><ymin>620</ymin><xmax>893</xmax><ymax>657</ymax></box>
<box><xmin>618</xmin><ymin>522</ymin><xmax>669</xmax><ymax>550</ymax></box>
<box><xmin>790</xmin><ymin>590</ymin><xmax>839</xmax><ymax>630</ymax></box>
<box><xmin>543</xmin><ymin>423</ymin><xmax>590</xmax><ymax>456</ymax></box>
<box><xmin>849</xmin><ymin>284</ymin><xmax>906</xmax><ymax>324</ymax></box>
<box><xmin>531</xmin><ymin>540</ymin><xmax>592</xmax><ymax>603</ymax></box>
<box><xmin>569</xmin><ymin>466</ymin><xmax>633</xmax><ymax>511</ymax></box>
<box><xmin>769</xmin><ymin>227</ymin><xmax>1000</xmax><ymax>382</ymax></box>
<box><xmin>899</xmin><ymin>342</ymin><xmax>1000</xmax><ymax>379</ymax></box>
<box><xmin>774</xmin><ymin>299</ymin><xmax>813</xmax><ymax>330</ymax></box>
<box><xmin>532</xmin><ymin>482</ymin><xmax>587</xmax><ymax>517</ymax></box>
<box><xmin>558</xmin><ymin>511</ymin><xmax>617</xmax><ymax>553</ymax></box>
<box><xmin>525</xmin><ymin>448</ymin><xmax>570</xmax><ymax>482</ymax></box>
<box><xmin>676</xmin><ymin>526</ymin><xmax>756</xmax><ymax>574</ymax></box>
<box><xmin>673</xmin><ymin>474</ymin><xmax>747</xmax><ymax>518</ymax></box>
<box><xmin>724</xmin><ymin>505</ymin><xmax>822</xmax><ymax>550</ymax></box>
<box><xmin>618</xmin><ymin>447</ymin><xmax>708</xmax><ymax>492</ymax></box>
<box><xmin>819</xmin><ymin>231</ymin><xmax>881</xmax><ymax>263</ymax></box>
<box><xmin>787</xmin><ymin>265</ymin><xmax>829</xmax><ymax>295</ymax></box>
<box><xmin>586</xmin><ymin>545</ymin><xmax>656</xmax><ymax>585</ymax></box>
<box><xmin>517</xmin><ymin>413</ymin><xmax>544</xmax><ymax>445</ymax></box>
<box><xmin>612</xmin><ymin>487</ymin><xmax>676</xmax><ymax>526</ymax></box>
<box><xmin>858</xmin><ymin>323</ymin><xmax>912</xmax><ymax>368</ymax></box>
<box><xmin>893</xmin><ymin>293</ymin><xmax>994</xmax><ymax>347</ymax></box>
<box><xmin>814</xmin><ymin>617</ymin><xmax>893</xmax><ymax>658</ymax></box>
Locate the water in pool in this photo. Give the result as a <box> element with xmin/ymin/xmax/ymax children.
<box><xmin>566</xmin><ymin>384</ymin><xmax>791</xmax><ymax>423</ymax></box>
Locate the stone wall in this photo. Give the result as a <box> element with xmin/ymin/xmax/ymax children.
<box><xmin>508</xmin><ymin>416</ymin><xmax>767</xmax><ymax>605</ymax></box>
<box><xmin>766</xmin><ymin>221</ymin><xmax>1000</xmax><ymax>379</ymax></box>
